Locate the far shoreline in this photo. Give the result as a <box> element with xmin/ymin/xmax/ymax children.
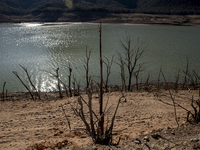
<box><xmin>1</xmin><ymin>82</ymin><xmax>199</xmax><ymax>101</ymax></box>
<box><xmin>1</xmin><ymin>13</ymin><xmax>200</xmax><ymax>26</ymax></box>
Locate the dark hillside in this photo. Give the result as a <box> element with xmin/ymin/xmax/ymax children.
<box><xmin>31</xmin><ymin>0</ymin><xmax>67</xmax><ymax>15</ymax></box>
<box><xmin>137</xmin><ymin>0</ymin><xmax>200</xmax><ymax>14</ymax></box>
<box><xmin>115</xmin><ymin>0</ymin><xmax>138</xmax><ymax>9</ymax></box>
<box><xmin>0</xmin><ymin>0</ymin><xmax>50</xmax><ymax>15</ymax></box>
<box><xmin>1</xmin><ymin>0</ymin><xmax>200</xmax><ymax>22</ymax></box>
<box><xmin>1</xmin><ymin>0</ymin><xmax>200</xmax><ymax>15</ymax></box>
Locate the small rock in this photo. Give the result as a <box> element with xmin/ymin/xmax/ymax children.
<box><xmin>59</xmin><ymin>130</ymin><xmax>63</xmax><ymax>134</ymax></box>
<box><xmin>190</xmin><ymin>138</ymin><xmax>199</xmax><ymax>143</ymax></box>
<box><xmin>169</xmin><ymin>143</ymin><xmax>176</xmax><ymax>147</ymax></box>
<box><xmin>57</xmin><ymin>142</ymin><xmax>62</xmax><ymax>149</ymax></box>
<box><xmin>183</xmin><ymin>141</ymin><xmax>187</xmax><ymax>146</ymax></box>
<box><xmin>92</xmin><ymin>146</ymin><xmax>98</xmax><ymax>150</ymax></box>
<box><xmin>151</xmin><ymin>133</ymin><xmax>159</xmax><ymax>139</ymax></box>
<box><xmin>81</xmin><ymin>135</ymin><xmax>87</xmax><ymax>138</ymax></box>
<box><xmin>171</xmin><ymin>130</ymin><xmax>175</xmax><ymax>135</ymax></box>
<box><xmin>164</xmin><ymin>143</ymin><xmax>169</xmax><ymax>148</ymax></box>
<box><xmin>193</xmin><ymin>143</ymin><xmax>200</xmax><ymax>149</ymax></box>
<box><xmin>143</xmin><ymin>136</ymin><xmax>149</xmax><ymax>142</ymax></box>
<box><xmin>134</xmin><ymin>138</ymin><xmax>141</xmax><ymax>144</ymax></box>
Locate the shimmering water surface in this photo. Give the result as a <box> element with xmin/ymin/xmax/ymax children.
<box><xmin>0</xmin><ymin>23</ymin><xmax>200</xmax><ymax>92</ymax></box>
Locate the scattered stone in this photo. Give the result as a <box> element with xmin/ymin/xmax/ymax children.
<box><xmin>164</xmin><ymin>143</ymin><xmax>169</xmax><ymax>148</ymax></box>
<box><xmin>171</xmin><ymin>130</ymin><xmax>175</xmax><ymax>135</ymax></box>
<box><xmin>92</xmin><ymin>145</ymin><xmax>98</xmax><ymax>150</ymax></box>
<box><xmin>81</xmin><ymin>135</ymin><xmax>87</xmax><ymax>138</ymax></box>
<box><xmin>193</xmin><ymin>143</ymin><xmax>200</xmax><ymax>149</ymax></box>
<box><xmin>134</xmin><ymin>138</ymin><xmax>141</xmax><ymax>144</ymax></box>
<box><xmin>183</xmin><ymin>141</ymin><xmax>187</xmax><ymax>146</ymax></box>
<box><xmin>190</xmin><ymin>138</ymin><xmax>199</xmax><ymax>143</ymax></box>
<box><xmin>22</xmin><ymin>104</ymin><xmax>27</xmax><ymax>108</ymax></box>
<box><xmin>62</xmin><ymin>140</ymin><xmax>68</xmax><ymax>145</ymax></box>
<box><xmin>151</xmin><ymin>133</ymin><xmax>159</xmax><ymax>139</ymax></box>
<box><xmin>57</xmin><ymin>142</ymin><xmax>62</xmax><ymax>149</ymax></box>
<box><xmin>143</xmin><ymin>136</ymin><xmax>149</xmax><ymax>142</ymax></box>
<box><xmin>169</xmin><ymin>143</ymin><xmax>176</xmax><ymax>147</ymax></box>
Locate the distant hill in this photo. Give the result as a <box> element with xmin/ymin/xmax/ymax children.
<box><xmin>137</xmin><ymin>0</ymin><xmax>200</xmax><ymax>14</ymax></box>
<box><xmin>0</xmin><ymin>0</ymin><xmax>200</xmax><ymax>22</ymax></box>
<box><xmin>0</xmin><ymin>0</ymin><xmax>50</xmax><ymax>15</ymax></box>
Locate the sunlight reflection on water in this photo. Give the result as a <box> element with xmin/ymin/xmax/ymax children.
<box><xmin>0</xmin><ymin>23</ymin><xmax>200</xmax><ymax>92</ymax></box>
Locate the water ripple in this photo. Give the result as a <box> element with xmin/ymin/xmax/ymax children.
<box><xmin>0</xmin><ymin>23</ymin><xmax>200</xmax><ymax>92</ymax></box>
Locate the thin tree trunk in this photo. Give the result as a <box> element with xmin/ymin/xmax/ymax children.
<box><xmin>12</xmin><ymin>71</ymin><xmax>34</xmax><ymax>100</ymax></box>
<box><xmin>128</xmin><ymin>72</ymin><xmax>132</xmax><ymax>91</ymax></box>
<box><xmin>2</xmin><ymin>82</ymin><xmax>6</xmax><ymax>101</ymax></box>
<box><xmin>56</xmin><ymin>68</ymin><xmax>63</xmax><ymax>99</ymax></box>
<box><xmin>19</xmin><ymin>65</ymin><xmax>41</xmax><ymax>100</ymax></box>
<box><xmin>68</xmin><ymin>67</ymin><xmax>72</xmax><ymax>97</ymax></box>
<box><xmin>99</xmin><ymin>23</ymin><xmax>104</xmax><ymax>136</ymax></box>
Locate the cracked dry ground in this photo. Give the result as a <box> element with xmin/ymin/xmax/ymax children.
<box><xmin>0</xmin><ymin>90</ymin><xmax>200</xmax><ymax>150</ymax></box>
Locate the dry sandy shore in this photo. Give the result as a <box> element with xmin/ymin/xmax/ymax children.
<box><xmin>0</xmin><ymin>90</ymin><xmax>200</xmax><ymax>150</ymax></box>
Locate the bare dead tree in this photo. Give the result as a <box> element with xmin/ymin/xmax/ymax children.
<box><xmin>84</xmin><ymin>46</ymin><xmax>92</xmax><ymax>90</ymax></box>
<box><xmin>6</xmin><ymin>90</ymin><xmax>8</xmax><ymax>100</ymax></box>
<box><xmin>44</xmin><ymin>68</ymin><xmax>64</xmax><ymax>99</ymax></box>
<box><xmin>73</xmin><ymin>75</ymin><xmax>76</xmax><ymax>96</ymax></box>
<box><xmin>157</xmin><ymin>69</ymin><xmax>200</xmax><ymax>124</ymax></box>
<box><xmin>161</xmin><ymin>70</ymin><xmax>179</xmax><ymax>128</ymax></box>
<box><xmin>193</xmin><ymin>70</ymin><xmax>200</xmax><ymax>97</ymax></box>
<box><xmin>68</xmin><ymin>65</ymin><xmax>73</xmax><ymax>97</ymax></box>
<box><xmin>73</xmin><ymin>75</ymin><xmax>81</xmax><ymax>96</ymax></box>
<box><xmin>2</xmin><ymin>82</ymin><xmax>6</xmax><ymax>101</ymax></box>
<box><xmin>44</xmin><ymin>70</ymin><xmax>69</xmax><ymax>97</ymax></box>
<box><xmin>119</xmin><ymin>36</ymin><xmax>148</xmax><ymax>91</ymax></box>
<box><xmin>12</xmin><ymin>71</ymin><xmax>34</xmax><ymax>100</ymax></box>
<box><xmin>182</xmin><ymin>58</ymin><xmax>189</xmax><ymax>89</ymax></box>
<box><xmin>56</xmin><ymin>68</ymin><xmax>63</xmax><ymax>99</ymax></box>
<box><xmin>61</xmin><ymin>104</ymin><xmax>71</xmax><ymax>132</ymax></box>
<box><xmin>104</xmin><ymin>56</ymin><xmax>114</xmax><ymax>93</ymax></box>
<box><xmin>183</xmin><ymin>85</ymin><xmax>200</xmax><ymax>124</ymax></box>
<box><xmin>63</xmin><ymin>23</ymin><xmax>124</xmax><ymax>145</ymax></box>
<box><xmin>157</xmin><ymin>65</ymin><xmax>162</xmax><ymax>90</ymax></box>
<box><xmin>145</xmin><ymin>73</ymin><xmax>150</xmax><ymax>91</ymax></box>
<box><xmin>116</xmin><ymin>55</ymin><xmax>126</xmax><ymax>92</ymax></box>
<box><xmin>174</xmin><ymin>69</ymin><xmax>180</xmax><ymax>90</ymax></box>
<box><xmin>135</xmin><ymin>64</ymin><xmax>142</xmax><ymax>91</ymax></box>
<box><xmin>99</xmin><ymin>23</ymin><xmax>104</xmax><ymax>136</ymax></box>
<box><xmin>71</xmin><ymin>80</ymin><xmax>123</xmax><ymax>144</ymax></box>
<box><xmin>74</xmin><ymin>79</ymin><xmax>81</xmax><ymax>96</ymax></box>
<box><xmin>19</xmin><ymin>65</ymin><xmax>41</xmax><ymax>100</ymax></box>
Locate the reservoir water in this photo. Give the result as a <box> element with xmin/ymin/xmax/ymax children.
<box><xmin>0</xmin><ymin>23</ymin><xmax>200</xmax><ymax>92</ymax></box>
